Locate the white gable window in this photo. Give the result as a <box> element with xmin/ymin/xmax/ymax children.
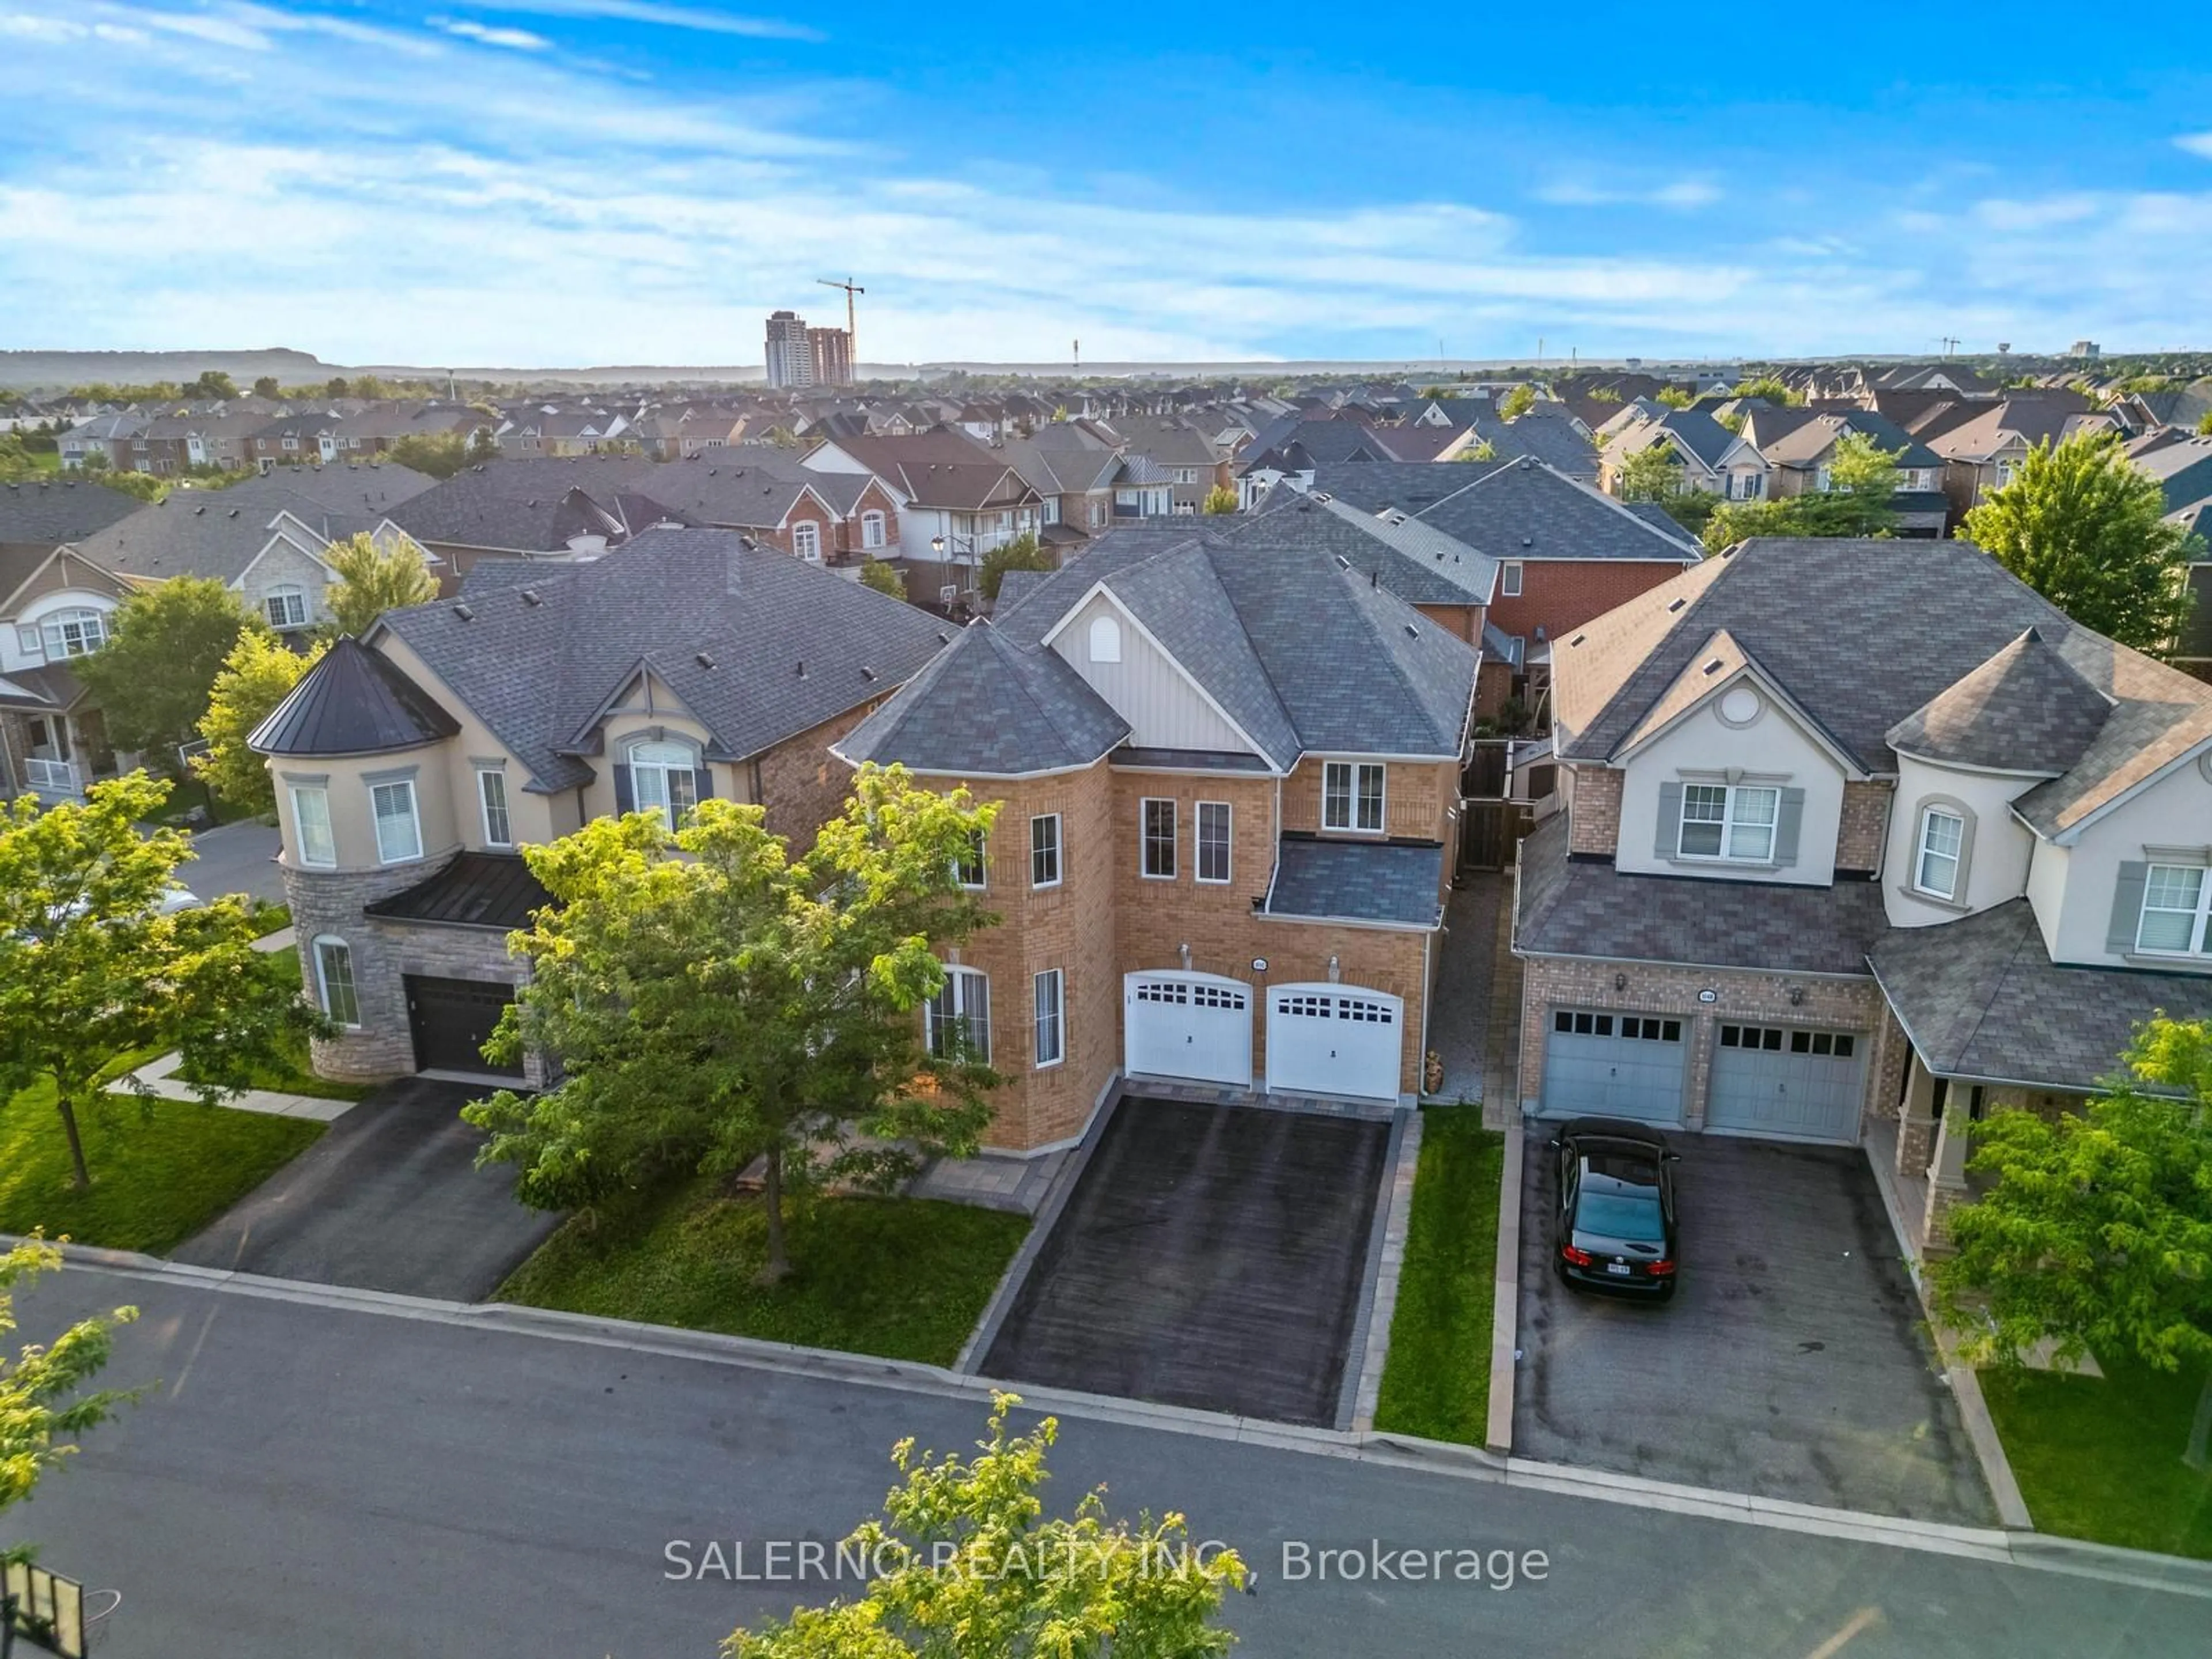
<box><xmin>1030</xmin><ymin>813</ymin><xmax>1061</xmax><ymax>888</ymax></box>
<box><xmin>1680</xmin><ymin>782</ymin><xmax>1778</xmax><ymax>862</ymax></box>
<box><xmin>313</xmin><ymin>936</ymin><xmax>360</xmax><ymax>1027</ymax></box>
<box><xmin>290</xmin><ymin>784</ymin><xmax>336</xmax><ymax>868</ymax></box>
<box><xmin>1914</xmin><ymin>807</ymin><xmax>1965</xmax><ymax>900</ymax></box>
<box><xmin>478</xmin><ymin>768</ymin><xmax>512</xmax><ymax>847</ymax></box>
<box><xmin>1500</xmin><ymin>562</ymin><xmax>1524</xmax><ymax>598</ymax></box>
<box><xmin>927</xmin><ymin>966</ymin><xmax>991</xmax><ymax>1063</ymax></box>
<box><xmin>628</xmin><ymin>738</ymin><xmax>700</xmax><ymax>830</ymax></box>
<box><xmin>861</xmin><ymin>510</ymin><xmax>886</xmax><ymax>549</ymax></box>
<box><xmin>371</xmin><ymin>779</ymin><xmax>423</xmax><ymax>864</ymax></box>
<box><xmin>791</xmin><ymin>521</ymin><xmax>822</xmax><ymax>562</ymax></box>
<box><xmin>1088</xmin><ymin>614</ymin><xmax>1122</xmax><ymax>664</ymax></box>
<box><xmin>265</xmin><ymin>585</ymin><xmax>309</xmax><ymax>630</ymax></box>
<box><xmin>2137</xmin><ymin>865</ymin><xmax>2211</xmax><ymax>957</ymax></box>
<box><xmin>40</xmin><ymin>608</ymin><xmax>107</xmax><ymax>659</ymax></box>
<box><xmin>1323</xmin><ymin>762</ymin><xmax>1386</xmax><ymax>834</ymax></box>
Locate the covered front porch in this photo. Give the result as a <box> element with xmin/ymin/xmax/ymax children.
<box><xmin>0</xmin><ymin>672</ymin><xmax>122</xmax><ymax>802</ymax></box>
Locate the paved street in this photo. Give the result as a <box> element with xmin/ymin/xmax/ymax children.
<box><xmin>181</xmin><ymin>820</ymin><xmax>286</xmax><ymax>904</ymax></box>
<box><xmin>5</xmin><ymin>1267</ymin><xmax>2203</xmax><ymax>1659</ymax></box>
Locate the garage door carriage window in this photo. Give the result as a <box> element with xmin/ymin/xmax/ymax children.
<box><xmin>313</xmin><ymin>936</ymin><xmax>359</xmax><ymax>1027</ymax></box>
<box><xmin>927</xmin><ymin>967</ymin><xmax>990</xmax><ymax>1063</ymax></box>
<box><xmin>1554</xmin><ymin>1011</ymin><xmax>1679</xmax><ymax>1042</ymax></box>
<box><xmin>1721</xmin><ymin>1024</ymin><xmax>1854</xmax><ymax>1058</ymax></box>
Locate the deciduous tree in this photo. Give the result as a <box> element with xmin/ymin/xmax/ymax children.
<box><xmin>386</xmin><ymin>431</ymin><xmax>469</xmax><ymax>479</ymax></box>
<box><xmin>1499</xmin><ymin>384</ymin><xmax>1536</xmax><ymax>420</ymax></box>
<box><xmin>251</xmin><ymin>376</ymin><xmax>282</xmax><ymax>400</ymax></box>
<box><xmin>2</xmin><ymin>1237</ymin><xmax>139</xmax><ymax>1559</ymax></box>
<box><xmin>73</xmin><ymin>577</ymin><xmax>264</xmax><ymax>770</ymax></box>
<box><xmin>1730</xmin><ymin>375</ymin><xmax>1805</xmax><ymax>406</ymax></box>
<box><xmin>322</xmin><ymin>532</ymin><xmax>440</xmax><ymax>637</ymax></box>
<box><xmin>1202</xmin><ymin>484</ymin><xmax>1240</xmax><ymax>514</ymax></box>
<box><xmin>195</xmin><ymin>631</ymin><xmax>325</xmax><ymax>812</ymax></box>
<box><xmin>858</xmin><ymin>559</ymin><xmax>907</xmax><ymax>601</ymax></box>
<box><xmin>1614</xmin><ymin>444</ymin><xmax>1684</xmax><ymax>502</ymax></box>
<box><xmin>1961</xmin><ymin>433</ymin><xmax>2200</xmax><ymax>654</ymax></box>
<box><xmin>978</xmin><ymin>532</ymin><xmax>1052</xmax><ymax>603</ymax></box>
<box><xmin>725</xmin><ymin>1393</ymin><xmax>1247</xmax><ymax>1658</ymax></box>
<box><xmin>1933</xmin><ymin>1018</ymin><xmax>2212</xmax><ymax>1469</ymax></box>
<box><xmin>0</xmin><ymin>775</ymin><xmax>328</xmax><ymax>1190</ymax></box>
<box><xmin>465</xmin><ymin>765</ymin><xmax>999</xmax><ymax>1282</ymax></box>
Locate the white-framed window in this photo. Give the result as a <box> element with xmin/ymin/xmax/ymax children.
<box><xmin>282</xmin><ymin>435</ymin><xmax>299</xmax><ymax>451</ymax></box>
<box><xmin>1501</xmin><ymin>562</ymin><xmax>1524</xmax><ymax>598</ymax></box>
<box><xmin>39</xmin><ymin>608</ymin><xmax>107</xmax><ymax>659</ymax></box>
<box><xmin>629</xmin><ymin>738</ymin><xmax>699</xmax><ymax>830</ymax></box>
<box><xmin>791</xmin><ymin>520</ymin><xmax>822</xmax><ymax>561</ymax></box>
<box><xmin>927</xmin><ymin>966</ymin><xmax>990</xmax><ymax>1063</ymax></box>
<box><xmin>1141</xmin><ymin>797</ymin><xmax>1176</xmax><ymax>878</ymax></box>
<box><xmin>2137</xmin><ymin>865</ymin><xmax>2212</xmax><ymax>957</ymax></box>
<box><xmin>1030</xmin><ymin>813</ymin><xmax>1061</xmax><ymax>888</ymax></box>
<box><xmin>1032</xmin><ymin>968</ymin><xmax>1064</xmax><ymax>1069</ymax></box>
<box><xmin>861</xmin><ymin>510</ymin><xmax>886</xmax><ymax>549</ymax></box>
<box><xmin>1323</xmin><ymin>762</ymin><xmax>1387</xmax><ymax>834</ymax></box>
<box><xmin>956</xmin><ymin>829</ymin><xmax>988</xmax><ymax>890</ymax></box>
<box><xmin>1196</xmin><ymin>801</ymin><xmax>1232</xmax><ymax>884</ymax></box>
<box><xmin>478</xmin><ymin>768</ymin><xmax>512</xmax><ymax>847</ymax></box>
<box><xmin>1088</xmin><ymin>614</ymin><xmax>1122</xmax><ymax>663</ymax></box>
<box><xmin>371</xmin><ymin>779</ymin><xmax>423</xmax><ymax>864</ymax></box>
<box><xmin>313</xmin><ymin>935</ymin><xmax>359</xmax><ymax>1027</ymax></box>
<box><xmin>1679</xmin><ymin>782</ymin><xmax>1779</xmax><ymax>862</ymax></box>
<box><xmin>290</xmin><ymin>784</ymin><xmax>336</xmax><ymax>868</ymax></box>
<box><xmin>1914</xmin><ymin>807</ymin><xmax>1964</xmax><ymax>900</ymax></box>
<box><xmin>265</xmin><ymin>586</ymin><xmax>308</xmax><ymax>630</ymax></box>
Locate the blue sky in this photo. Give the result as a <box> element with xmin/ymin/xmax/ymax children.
<box><xmin>2</xmin><ymin>0</ymin><xmax>2209</xmax><ymax>368</ymax></box>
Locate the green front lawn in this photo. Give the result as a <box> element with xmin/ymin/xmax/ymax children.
<box><xmin>173</xmin><ymin>945</ymin><xmax>371</xmax><ymax>1103</ymax></box>
<box><xmin>498</xmin><ymin>1176</ymin><xmax>1031</xmax><ymax>1366</ymax></box>
<box><xmin>1373</xmin><ymin>1107</ymin><xmax>1505</xmax><ymax>1445</ymax></box>
<box><xmin>0</xmin><ymin>1060</ymin><xmax>325</xmax><ymax>1255</ymax></box>
<box><xmin>1981</xmin><ymin>1361</ymin><xmax>2212</xmax><ymax>1560</ymax></box>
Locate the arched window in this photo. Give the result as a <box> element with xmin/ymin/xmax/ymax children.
<box><xmin>265</xmin><ymin>585</ymin><xmax>309</xmax><ymax>630</ymax></box>
<box><xmin>628</xmin><ymin>737</ymin><xmax>700</xmax><ymax>829</ymax></box>
<box><xmin>791</xmin><ymin>521</ymin><xmax>822</xmax><ymax>562</ymax></box>
<box><xmin>312</xmin><ymin>936</ymin><xmax>360</xmax><ymax>1027</ymax></box>
<box><xmin>861</xmin><ymin>510</ymin><xmax>887</xmax><ymax>549</ymax></box>
<box><xmin>39</xmin><ymin>607</ymin><xmax>107</xmax><ymax>660</ymax></box>
<box><xmin>1088</xmin><ymin>614</ymin><xmax>1122</xmax><ymax>664</ymax></box>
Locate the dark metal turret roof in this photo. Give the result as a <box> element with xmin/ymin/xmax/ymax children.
<box><xmin>249</xmin><ymin>636</ymin><xmax>460</xmax><ymax>757</ymax></box>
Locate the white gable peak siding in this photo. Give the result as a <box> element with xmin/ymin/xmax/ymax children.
<box><xmin>1050</xmin><ymin>592</ymin><xmax>1252</xmax><ymax>756</ymax></box>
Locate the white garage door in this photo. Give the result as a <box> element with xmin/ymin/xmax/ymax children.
<box><xmin>1264</xmin><ymin>984</ymin><xmax>1403</xmax><ymax>1102</ymax></box>
<box><xmin>1541</xmin><ymin>1010</ymin><xmax>1685</xmax><ymax>1124</ymax></box>
<box><xmin>1706</xmin><ymin>1023</ymin><xmax>1866</xmax><ymax>1143</ymax></box>
<box><xmin>1123</xmin><ymin>972</ymin><xmax>1253</xmax><ymax>1088</ymax></box>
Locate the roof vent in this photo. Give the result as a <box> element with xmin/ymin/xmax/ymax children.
<box><xmin>1666</xmin><ymin>597</ymin><xmax>1685</xmax><ymax>613</ymax></box>
<box><xmin>695</xmin><ymin>652</ymin><xmax>715</xmax><ymax>669</ymax></box>
<box><xmin>521</xmin><ymin>588</ymin><xmax>541</xmax><ymax>606</ymax></box>
<box><xmin>1569</xmin><ymin>632</ymin><xmax>1586</xmax><ymax>648</ymax></box>
<box><xmin>454</xmin><ymin>603</ymin><xmax>475</xmax><ymax>620</ymax></box>
<box><xmin>1520</xmin><ymin>454</ymin><xmax>1535</xmax><ymax>468</ymax></box>
<box><xmin>1702</xmin><ymin>657</ymin><xmax>1724</xmax><ymax>676</ymax></box>
<box><xmin>937</xmin><ymin>631</ymin><xmax>951</xmax><ymax>645</ymax></box>
<box><xmin>1403</xmin><ymin>623</ymin><xmax>1418</xmax><ymax>638</ymax></box>
<box><xmin>796</xmin><ymin>660</ymin><xmax>806</xmax><ymax>677</ymax></box>
<box><xmin>860</xmin><ymin>665</ymin><xmax>877</xmax><ymax>680</ymax></box>
<box><xmin>1520</xmin><ymin>535</ymin><xmax>1533</xmax><ymax>547</ymax></box>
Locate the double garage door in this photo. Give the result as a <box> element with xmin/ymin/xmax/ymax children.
<box><xmin>1121</xmin><ymin>972</ymin><xmax>1403</xmax><ymax>1103</ymax></box>
<box><xmin>1540</xmin><ymin>1010</ymin><xmax>1866</xmax><ymax>1143</ymax></box>
<box><xmin>404</xmin><ymin>975</ymin><xmax>525</xmax><ymax>1079</ymax></box>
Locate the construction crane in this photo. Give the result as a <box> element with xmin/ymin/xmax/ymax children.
<box><xmin>817</xmin><ymin>276</ymin><xmax>864</xmax><ymax>363</ymax></box>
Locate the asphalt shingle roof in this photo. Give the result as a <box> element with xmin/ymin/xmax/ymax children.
<box><xmin>1515</xmin><ymin>816</ymin><xmax>1891</xmax><ymax>976</ymax></box>
<box><xmin>389</xmin><ymin>456</ymin><xmax>661</xmax><ymax>551</ymax></box>
<box><xmin>1249</xmin><ymin>491</ymin><xmax>1496</xmax><ymax>605</ymax></box>
<box><xmin>1886</xmin><ymin>628</ymin><xmax>2112</xmax><ymax>774</ymax></box>
<box><xmin>1263</xmin><ymin>836</ymin><xmax>1445</xmax><ymax>927</ymax></box>
<box><xmin>1309</xmin><ymin>457</ymin><xmax>1703</xmax><ymax>562</ymax></box>
<box><xmin>1868</xmin><ymin>900</ymin><xmax>2212</xmax><ymax>1092</ymax></box>
<box><xmin>0</xmin><ymin>477</ymin><xmax>142</xmax><ymax>552</ymax></box>
<box><xmin>374</xmin><ymin>528</ymin><xmax>950</xmax><ymax>791</ymax></box>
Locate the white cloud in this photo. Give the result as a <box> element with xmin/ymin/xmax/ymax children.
<box><xmin>461</xmin><ymin>0</ymin><xmax>824</xmax><ymax>42</ymax></box>
<box><xmin>2175</xmin><ymin>132</ymin><xmax>2212</xmax><ymax>160</ymax></box>
<box><xmin>430</xmin><ymin>16</ymin><xmax>552</xmax><ymax>51</ymax></box>
<box><xmin>1533</xmin><ymin>177</ymin><xmax>1722</xmax><ymax>210</ymax></box>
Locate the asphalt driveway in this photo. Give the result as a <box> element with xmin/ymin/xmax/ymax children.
<box><xmin>981</xmin><ymin>1095</ymin><xmax>1391</xmax><ymax>1427</ymax></box>
<box><xmin>183</xmin><ymin>820</ymin><xmax>286</xmax><ymax>904</ymax></box>
<box><xmin>172</xmin><ymin>1078</ymin><xmax>559</xmax><ymax>1301</ymax></box>
<box><xmin>1514</xmin><ymin>1131</ymin><xmax>1994</xmax><ymax>1524</ymax></box>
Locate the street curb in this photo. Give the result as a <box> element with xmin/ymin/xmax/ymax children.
<box><xmin>1485</xmin><ymin>1119</ymin><xmax>1522</xmax><ymax>1454</ymax></box>
<box><xmin>30</xmin><ymin>1236</ymin><xmax>2212</xmax><ymax>1599</ymax></box>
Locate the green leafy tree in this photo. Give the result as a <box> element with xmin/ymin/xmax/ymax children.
<box><xmin>385</xmin><ymin>431</ymin><xmax>469</xmax><ymax>479</ymax></box>
<box><xmin>74</xmin><ymin>578</ymin><xmax>264</xmax><ymax>770</ymax></box>
<box><xmin>0</xmin><ymin>775</ymin><xmax>329</xmax><ymax>1189</ymax></box>
<box><xmin>1614</xmin><ymin>443</ymin><xmax>1685</xmax><ymax>502</ymax></box>
<box><xmin>1655</xmin><ymin>386</ymin><xmax>1695</xmax><ymax>410</ymax></box>
<box><xmin>251</xmin><ymin>376</ymin><xmax>282</xmax><ymax>400</ymax></box>
<box><xmin>979</xmin><ymin>532</ymin><xmax>1052</xmax><ymax>603</ymax></box>
<box><xmin>1826</xmin><ymin>430</ymin><xmax>1902</xmax><ymax>500</ymax></box>
<box><xmin>322</xmin><ymin>532</ymin><xmax>440</xmax><ymax>637</ymax></box>
<box><xmin>467</xmin><ymin>425</ymin><xmax>500</xmax><ymax>463</ymax></box>
<box><xmin>1961</xmin><ymin>433</ymin><xmax>2200</xmax><ymax>655</ymax></box>
<box><xmin>2198</xmin><ymin>412</ymin><xmax>2212</xmax><ymax>438</ymax></box>
<box><xmin>1933</xmin><ymin>1018</ymin><xmax>2212</xmax><ymax>1469</ymax></box>
<box><xmin>725</xmin><ymin>1392</ymin><xmax>1248</xmax><ymax>1658</ymax></box>
<box><xmin>1584</xmin><ymin>386</ymin><xmax>1622</xmax><ymax>406</ymax></box>
<box><xmin>1731</xmin><ymin>375</ymin><xmax>1805</xmax><ymax>406</ymax></box>
<box><xmin>1499</xmin><ymin>384</ymin><xmax>1536</xmax><ymax>420</ymax></box>
<box><xmin>195</xmin><ymin>631</ymin><xmax>325</xmax><ymax>812</ymax></box>
<box><xmin>3</xmin><ymin>1237</ymin><xmax>140</xmax><ymax>1558</ymax></box>
<box><xmin>1202</xmin><ymin>484</ymin><xmax>1240</xmax><ymax>514</ymax></box>
<box><xmin>858</xmin><ymin>559</ymin><xmax>908</xmax><ymax>601</ymax></box>
<box><xmin>1456</xmin><ymin>439</ymin><xmax>1498</xmax><ymax>463</ymax></box>
<box><xmin>324</xmin><ymin>377</ymin><xmax>349</xmax><ymax>399</ymax></box>
<box><xmin>189</xmin><ymin>370</ymin><xmax>238</xmax><ymax>402</ymax></box>
<box><xmin>465</xmin><ymin>765</ymin><xmax>1000</xmax><ymax>1281</ymax></box>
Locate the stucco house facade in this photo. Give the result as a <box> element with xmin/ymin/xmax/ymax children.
<box><xmin>1512</xmin><ymin>536</ymin><xmax>2212</xmax><ymax>1245</ymax></box>
<box><xmin>835</xmin><ymin>524</ymin><xmax>1480</xmax><ymax>1153</ymax></box>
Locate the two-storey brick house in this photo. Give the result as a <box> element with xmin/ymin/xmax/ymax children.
<box><xmin>1513</xmin><ymin>536</ymin><xmax>2212</xmax><ymax>1243</ymax></box>
<box><xmin>834</xmin><ymin>525</ymin><xmax>1480</xmax><ymax>1153</ymax></box>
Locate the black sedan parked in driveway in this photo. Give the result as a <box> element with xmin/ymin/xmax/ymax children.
<box><xmin>1549</xmin><ymin>1117</ymin><xmax>1679</xmax><ymax>1300</ymax></box>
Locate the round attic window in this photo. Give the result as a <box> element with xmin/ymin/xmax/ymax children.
<box><xmin>1718</xmin><ymin>686</ymin><xmax>1763</xmax><ymax>727</ymax></box>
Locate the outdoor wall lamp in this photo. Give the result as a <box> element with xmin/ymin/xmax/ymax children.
<box><xmin>1787</xmin><ymin>986</ymin><xmax>1805</xmax><ymax>1006</ymax></box>
<box><xmin>1614</xmin><ymin>972</ymin><xmax>1628</xmax><ymax>991</ymax></box>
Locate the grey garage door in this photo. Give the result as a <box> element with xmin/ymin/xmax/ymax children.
<box><xmin>1706</xmin><ymin>1023</ymin><xmax>1866</xmax><ymax>1143</ymax></box>
<box><xmin>1540</xmin><ymin>1010</ymin><xmax>1686</xmax><ymax>1124</ymax></box>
